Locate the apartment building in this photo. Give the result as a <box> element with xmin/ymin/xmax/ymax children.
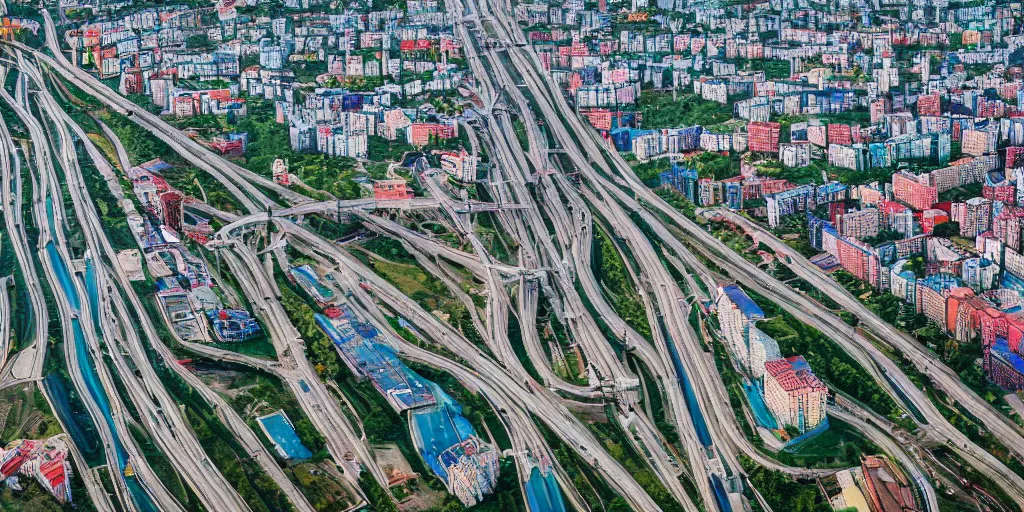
<box><xmin>892</xmin><ymin>172</ymin><xmax>937</xmax><ymax>211</ymax></box>
<box><xmin>748</xmin><ymin>121</ymin><xmax>781</xmax><ymax>153</ymax></box>
<box><xmin>715</xmin><ymin>285</ymin><xmax>780</xmax><ymax>379</ymax></box>
<box><xmin>952</xmin><ymin>197</ymin><xmax>993</xmax><ymax>237</ymax></box>
<box><xmin>763</xmin><ymin>356</ymin><xmax>828</xmax><ymax>433</ymax></box>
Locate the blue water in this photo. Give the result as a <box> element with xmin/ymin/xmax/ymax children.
<box><xmin>409</xmin><ymin>386</ymin><xmax>478</xmax><ymax>481</ymax></box>
<box><xmin>46</xmin><ymin>242</ymin><xmax>80</xmax><ymax>312</ymax></box>
<box><xmin>743</xmin><ymin>382</ymin><xmax>776</xmax><ymax>429</ymax></box>
<box><xmin>42</xmin><ymin>374</ymin><xmax>102</xmax><ymax>465</ymax></box>
<box><xmin>664</xmin><ymin>337</ymin><xmax>712</xmax><ymax>446</ymax></box>
<box><xmin>656</xmin><ymin>315</ymin><xmax>712</xmax><ymax>447</ymax></box>
<box><xmin>46</xmin><ymin>202</ymin><xmax>159</xmax><ymax>512</ymax></box>
<box><xmin>710</xmin><ymin>474</ymin><xmax>733</xmax><ymax>512</ymax></box>
<box><xmin>84</xmin><ymin>259</ymin><xmax>102</xmax><ymax>333</ymax></box>
<box><xmin>525</xmin><ymin>467</ymin><xmax>567</xmax><ymax>512</ymax></box>
<box><xmin>258</xmin><ymin>412</ymin><xmax>313</xmax><ymax>460</ymax></box>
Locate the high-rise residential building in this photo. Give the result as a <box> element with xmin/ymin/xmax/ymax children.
<box><xmin>836</xmin><ymin>208</ymin><xmax>881</xmax><ymax>240</ymax></box>
<box><xmin>779</xmin><ymin>142</ymin><xmax>810</xmax><ymax>168</ymax></box>
<box><xmin>827</xmin><ymin>123</ymin><xmax>853</xmax><ymax>146</ymax></box>
<box><xmin>962</xmin><ymin>129</ymin><xmax>996</xmax><ymax>156</ymax></box>
<box><xmin>699</xmin><ymin>179</ymin><xmax>724</xmax><ymax>206</ymax></box>
<box><xmin>715</xmin><ymin>285</ymin><xmax>780</xmax><ymax>379</ymax></box>
<box><xmin>748</xmin><ymin>121</ymin><xmax>781</xmax><ymax>153</ymax></box>
<box><xmin>159</xmin><ymin>191</ymin><xmax>183</xmax><ymax>233</ymax></box>
<box><xmin>870</xmin><ymin>97</ymin><xmax>891</xmax><ymax>124</ymax></box>
<box><xmin>763</xmin><ymin>356</ymin><xmax>828</xmax><ymax>433</ymax></box>
<box><xmin>439</xmin><ymin>148</ymin><xmax>480</xmax><ymax>182</ymax></box>
<box><xmin>952</xmin><ymin>197</ymin><xmax>992</xmax><ymax>237</ymax></box>
<box><xmin>892</xmin><ymin>172</ymin><xmax>937</xmax><ymax>211</ymax></box>
<box><xmin>828</xmin><ymin>144</ymin><xmax>868</xmax><ymax>171</ymax></box>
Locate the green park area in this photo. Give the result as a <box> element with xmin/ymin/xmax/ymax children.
<box><xmin>636</xmin><ymin>91</ymin><xmax>734</xmax><ymax>129</ymax></box>
<box><xmin>592</xmin><ymin>226</ymin><xmax>652</xmax><ymax>341</ymax></box>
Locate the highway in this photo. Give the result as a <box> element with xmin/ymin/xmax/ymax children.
<box><xmin>0</xmin><ymin>71</ymin><xmax>48</xmax><ymax>388</ymax></box>
<box><xmin>5</xmin><ymin>56</ymin><xmax>178</xmax><ymax>511</ymax></box>
<box><xmin>0</xmin><ymin>63</ymin><xmax>119</xmax><ymax>512</ymax></box>
<box><xmin>39</xmin><ymin>11</ymin><xmax>310</xmax><ymax>213</ymax></box>
<box><xmin>442</xmin><ymin>3</ymin><xmax>854</xmax><ymax>510</ymax></box>
<box><xmin>211</xmin><ymin>237</ymin><xmax>391</xmax><ymax>497</ymax></box>
<box><xmin>465</xmin><ymin>17</ymin><xmax>767</xmax><ymax>511</ymax></box>
<box><xmin>22</xmin><ymin>3</ymin><xmax>1020</xmax><ymax>511</ymax></box>
<box><xmin>279</xmin><ymin>220</ymin><xmax>668</xmax><ymax>511</ymax></box>
<box><xmin>506</xmin><ymin>31</ymin><xmax>1024</xmax><ymax>507</ymax></box>
<box><xmin>88</xmin><ymin>123</ymin><xmax>326</xmax><ymax>512</ymax></box>
<box><xmin>19</xmin><ymin>50</ymin><xmax>260</xmax><ymax>511</ymax></box>
<box><xmin>15</xmin><ymin>6</ymin><xmax>676</xmax><ymax>512</ymax></box>
<box><xmin>0</xmin><ymin>274</ymin><xmax>10</xmax><ymax>372</ymax></box>
<box><xmin>446</xmin><ymin>4</ymin><xmax>1007</xmax><ymax>511</ymax></box>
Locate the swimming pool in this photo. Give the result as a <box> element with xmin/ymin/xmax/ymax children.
<box><xmin>258</xmin><ymin>411</ymin><xmax>313</xmax><ymax>460</ymax></box>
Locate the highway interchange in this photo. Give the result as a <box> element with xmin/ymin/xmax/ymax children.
<box><xmin>0</xmin><ymin>5</ymin><xmax>1017</xmax><ymax>512</ymax></box>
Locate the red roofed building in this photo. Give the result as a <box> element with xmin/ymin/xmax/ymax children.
<box><xmin>407</xmin><ymin>122</ymin><xmax>456</xmax><ymax>146</ymax></box>
<box><xmin>922</xmin><ymin>209</ymin><xmax>949</xmax><ymax>235</ymax></box>
<box><xmin>827</xmin><ymin>123</ymin><xmax>853</xmax><ymax>146</ymax></box>
<box><xmin>36</xmin><ymin>453</ymin><xmax>71</xmax><ymax>504</ymax></box>
<box><xmin>0</xmin><ymin>437</ymin><xmax>71</xmax><ymax>503</ymax></box>
<box><xmin>583</xmin><ymin>109</ymin><xmax>612</xmax><ymax>131</ymax></box>
<box><xmin>760</xmin><ymin>178</ymin><xmax>792</xmax><ymax>196</ymax></box>
<box><xmin>946</xmin><ymin>288</ymin><xmax>986</xmax><ymax>342</ymax></box>
<box><xmin>374</xmin><ymin>180</ymin><xmax>415</xmax><ymax>201</ymax></box>
<box><xmin>861</xmin><ymin>456</ymin><xmax>920</xmax><ymax>512</ymax></box>
<box><xmin>917</xmin><ymin>94</ymin><xmax>941</xmax><ymax>117</ymax></box>
<box><xmin>0</xmin><ymin>439</ymin><xmax>38</xmax><ymax>478</ymax></box>
<box><xmin>1006</xmin><ymin>146</ymin><xmax>1024</xmax><ymax>169</ymax></box>
<box><xmin>979</xmin><ymin>307</ymin><xmax>1008</xmax><ymax>347</ymax></box>
<box><xmin>983</xmin><ymin>182</ymin><xmax>1016</xmax><ymax>204</ymax></box>
<box><xmin>836</xmin><ymin>237</ymin><xmax>877</xmax><ymax>285</ymax></box>
<box><xmin>210</xmin><ymin>137</ymin><xmax>245</xmax><ymax>157</ymax></box>
<box><xmin>763</xmin><ymin>356</ymin><xmax>828</xmax><ymax>433</ymax></box>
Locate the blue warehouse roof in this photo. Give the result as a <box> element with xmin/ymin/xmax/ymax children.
<box><xmin>722</xmin><ymin>284</ymin><xmax>764</xmax><ymax>320</ymax></box>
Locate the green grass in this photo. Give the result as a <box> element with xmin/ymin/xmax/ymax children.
<box><xmin>354</xmin><ymin>242</ymin><xmax>488</xmax><ymax>353</ymax></box>
<box><xmin>210</xmin><ymin>337</ymin><xmax>279</xmax><ymax>360</ymax></box>
<box><xmin>474</xmin><ymin>212</ymin><xmax>518</xmax><ymax>266</ymax></box>
<box><xmin>0</xmin><ymin>384</ymin><xmax>63</xmax><ymax>443</ymax></box>
<box><xmin>636</xmin><ymin>91</ymin><xmax>734</xmax><ymax>129</ymax></box>
<box><xmin>740</xmin><ymin>455</ymin><xmax>831</xmax><ymax>512</ymax></box>
<box><xmin>592</xmin><ymin>226</ymin><xmax>652</xmax><ymax>341</ymax></box>
<box><xmin>776</xmin><ymin>418</ymin><xmax>879</xmax><ymax>467</ymax></box>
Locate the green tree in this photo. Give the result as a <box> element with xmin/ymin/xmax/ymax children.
<box><xmin>932</xmin><ymin>221</ymin><xmax>960</xmax><ymax>238</ymax></box>
<box><xmin>186</xmin><ymin>34</ymin><xmax>211</xmax><ymax>49</ymax></box>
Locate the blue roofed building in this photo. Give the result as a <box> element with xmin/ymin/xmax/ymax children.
<box><xmin>716</xmin><ymin>284</ymin><xmax>776</xmax><ymax>378</ymax></box>
<box><xmin>986</xmin><ymin>338</ymin><xmax>1024</xmax><ymax>390</ymax></box>
<box><xmin>206</xmin><ymin>309</ymin><xmax>261</xmax><ymax>342</ymax></box>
